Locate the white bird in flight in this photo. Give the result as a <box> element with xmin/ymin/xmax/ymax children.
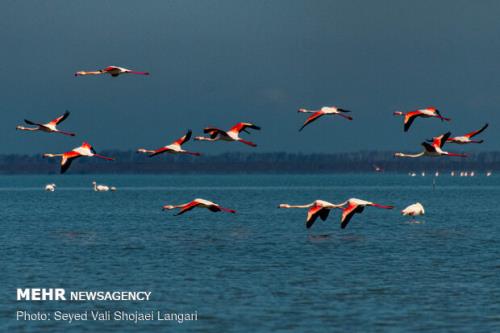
<box><xmin>74</xmin><ymin>66</ymin><xmax>149</xmax><ymax>77</ymax></box>
<box><xmin>16</xmin><ymin>111</ymin><xmax>75</xmax><ymax>136</ymax></box>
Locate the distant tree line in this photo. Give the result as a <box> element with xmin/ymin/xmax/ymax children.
<box><xmin>0</xmin><ymin>150</ymin><xmax>499</xmax><ymax>174</ymax></box>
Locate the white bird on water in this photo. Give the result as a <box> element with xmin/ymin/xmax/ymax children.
<box><xmin>45</xmin><ymin>183</ymin><xmax>56</xmax><ymax>192</ymax></box>
<box><xmin>92</xmin><ymin>181</ymin><xmax>116</xmax><ymax>192</ymax></box>
<box><xmin>401</xmin><ymin>202</ymin><xmax>425</xmax><ymax>218</ymax></box>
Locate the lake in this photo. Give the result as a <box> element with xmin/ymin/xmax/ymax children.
<box><xmin>1</xmin><ymin>174</ymin><xmax>499</xmax><ymax>332</ymax></box>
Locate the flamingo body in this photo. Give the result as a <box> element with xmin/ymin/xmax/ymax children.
<box><xmin>447</xmin><ymin>123</ymin><xmax>488</xmax><ymax>144</ymax></box>
<box><xmin>74</xmin><ymin>66</ymin><xmax>149</xmax><ymax>77</ymax></box>
<box><xmin>393</xmin><ymin>107</ymin><xmax>450</xmax><ymax>132</ymax></box>
<box><xmin>162</xmin><ymin>198</ymin><xmax>236</xmax><ymax>216</ymax></box>
<box><xmin>137</xmin><ymin>130</ymin><xmax>201</xmax><ymax>157</ymax></box>
<box><xmin>43</xmin><ymin>142</ymin><xmax>114</xmax><ymax>174</ymax></box>
<box><xmin>195</xmin><ymin>122</ymin><xmax>260</xmax><ymax>147</ymax></box>
<box><xmin>339</xmin><ymin>198</ymin><xmax>394</xmax><ymax>229</ymax></box>
<box><xmin>16</xmin><ymin>111</ymin><xmax>75</xmax><ymax>136</ymax></box>
<box><xmin>279</xmin><ymin>200</ymin><xmax>343</xmax><ymax>228</ymax></box>
<box><xmin>395</xmin><ymin>132</ymin><xmax>467</xmax><ymax>158</ymax></box>
<box><xmin>298</xmin><ymin>106</ymin><xmax>352</xmax><ymax>131</ymax></box>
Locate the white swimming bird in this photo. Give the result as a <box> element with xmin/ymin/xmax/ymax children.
<box><xmin>92</xmin><ymin>181</ymin><xmax>116</xmax><ymax>192</ymax></box>
<box><xmin>45</xmin><ymin>183</ymin><xmax>56</xmax><ymax>192</ymax></box>
<box><xmin>401</xmin><ymin>202</ymin><xmax>425</xmax><ymax>217</ymax></box>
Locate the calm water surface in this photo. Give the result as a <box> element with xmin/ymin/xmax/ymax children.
<box><xmin>1</xmin><ymin>174</ymin><xmax>499</xmax><ymax>332</ymax></box>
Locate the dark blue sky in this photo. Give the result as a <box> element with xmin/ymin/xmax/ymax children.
<box><xmin>2</xmin><ymin>0</ymin><xmax>499</xmax><ymax>154</ymax></box>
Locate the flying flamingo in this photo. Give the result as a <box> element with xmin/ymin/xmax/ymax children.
<box><xmin>401</xmin><ymin>202</ymin><xmax>425</xmax><ymax>218</ymax></box>
<box><xmin>43</xmin><ymin>142</ymin><xmax>114</xmax><ymax>174</ymax></box>
<box><xmin>162</xmin><ymin>198</ymin><xmax>236</xmax><ymax>216</ymax></box>
<box><xmin>194</xmin><ymin>122</ymin><xmax>260</xmax><ymax>147</ymax></box>
<box><xmin>298</xmin><ymin>106</ymin><xmax>352</xmax><ymax>131</ymax></box>
<box><xmin>337</xmin><ymin>198</ymin><xmax>394</xmax><ymax>229</ymax></box>
<box><xmin>278</xmin><ymin>200</ymin><xmax>344</xmax><ymax>228</ymax></box>
<box><xmin>137</xmin><ymin>130</ymin><xmax>201</xmax><ymax>157</ymax></box>
<box><xmin>444</xmin><ymin>123</ymin><xmax>488</xmax><ymax>144</ymax></box>
<box><xmin>16</xmin><ymin>111</ymin><xmax>75</xmax><ymax>136</ymax></box>
<box><xmin>394</xmin><ymin>132</ymin><xmax>467</xmax><ymax>158</ymax></box>
<box><xmin>393</xmin><ymin>107</ymin><xmax>450</xmax><ymax>132</ymax></box>
<box><xmin>74</xmin><ymin>66</ymin><xmax>149</xmax><ymax>77</ymax></box>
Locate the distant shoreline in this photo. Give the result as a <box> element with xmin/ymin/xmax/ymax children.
<box><xmin>0</xmin><ymin>151</ymin><xmax>498</xmax><ymax>174</ymax></box>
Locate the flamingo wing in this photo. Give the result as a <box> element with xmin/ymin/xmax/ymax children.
<box><xmin>464</xmin><ymin>123</ymin><xmax>488</xmax><ymax>138</ymax></box>
<box><xmin>319</xmin><ymin>208</ymin><xmax>331</xmax><ymax>221</ymax></box>
<box><xmin>299</xmin><ymin>111</ymin><xmax>324</xmax><ymax>131</ymax></box>
<box><xmin>203</xmin><ymin>127</ymin><xmax>223</xmax><ymax>138</ymax></box>
<box><xmin>173</xmin><ymin>130</ymin><xmax>192</xmax><ymax>146</ymax></box>
<box><xmin>49</xmin><ymin>111</ymin><xmax>70</xmax><ymax>125</ymax></box>
<box><xmin>433</xmin><ymin>132</ymin><xmax>451</xmax><ymax>148</ymax></box>
<box><xmin>208</xmin><ymin>205</ymin><xmax>222</xmax><ymax>212</ymax></box>
<box><xmin>60</xmin><ymin>151</ymin><xmax>80</xmax><ymax>174</ymax></box>
<box><xmin>341</xmin><ymin>203</ymin><xmax>364</xmax><ymax>229</ymax></box>
<box><xmin>175</xmin><ymin>201</ymin><xmax>201</xmax><ymax>216</ymax></box>
<box><xmin>229</xmin><ymin>122</ymin><xmax>261</xmax><ymax>134</ymax></box>
<box><xmin>24</xmin><ymin>119</ymin><xmax>43</xmax><ymax>127</ymax></box>
<box><xmin>148</xmin><ymin>147</ymin><xmax>170</xmax><ymax>157</ymax></box>
<box><xmin>306</xmin><ymin>205</ymin><xmax>325</xmax><ymax>229</ymax></box>
<box><xmin>207</xmin><ymin>204</ymin><xmax>235</xmax><ymax>213</ymax></box>
<box><xmin>421</xmin><ymin>142</ymin><xmax>435</xmax><ymax>153</ymax></box>
<box><xmin>403</xmin><ymin>112</ymin><xmax>419</xmax><ymax>132</ymax></box>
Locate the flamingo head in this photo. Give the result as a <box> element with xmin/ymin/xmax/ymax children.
<box><xmin>393</xmin><ymin>111</ymin><xmax>404</xmax><ymax>116</ymax></box>
<box><xmin>162</xmin><ymin>205</ymin><xmax>175</xmax><ymax>210</ymax></box>
<box><xmin>279</xmin><ymin>204</ymin><xmax>291</xmax><ymax>208</ymax></box>
<box><xmin>394</xmin><ymin>153</ymin><xmax>404</xmax><ymax>158</ymax></box>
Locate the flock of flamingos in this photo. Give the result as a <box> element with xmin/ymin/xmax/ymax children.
<box><xmin>15</xmin><ymin>65</ymin><xmax>490</xmax><ymax>229</ymax></box>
